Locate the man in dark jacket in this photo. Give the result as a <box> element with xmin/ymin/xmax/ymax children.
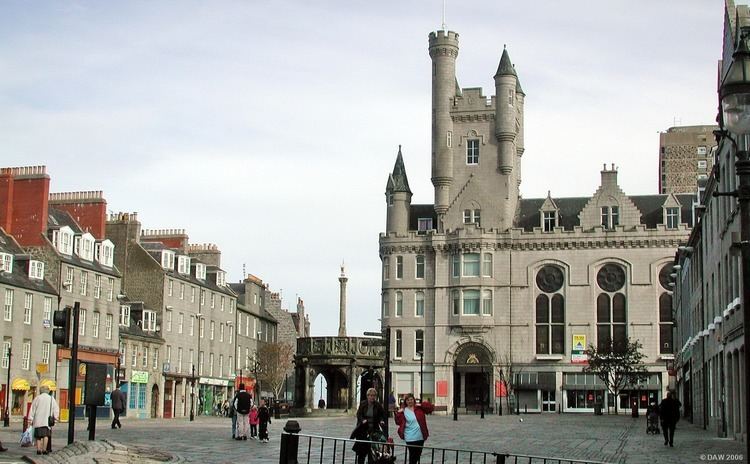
<box><xmin>659</xmin><ymin>391</ymin><xmax>682</xmax><ymax>447</ymax></box>
<box><xmin>233</xmin><ymin>385</ymin><xmax>253</xmax><ymax>440</ymax></box>
<box><xmin>110</xmin><ymin>386</ymin><xmax>125</xmax><ymax>429</ymax></box>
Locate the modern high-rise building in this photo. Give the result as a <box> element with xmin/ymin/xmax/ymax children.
<box><xmin>658</xmin><ymin>125</ymin><xmax>718</xmax><ymax>195</ymax></box>
<box><xmin>379</xmin><ymin>29</ymin><xmax>693</xmax><ymax>414</ymax></box>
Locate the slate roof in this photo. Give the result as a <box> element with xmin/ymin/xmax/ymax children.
<box><xmin>387</xmin><ymin>146</ymin><xmax>412</xmax><ymax>194</ymax></box>
<box><xmin>494</xmin><ymin>47</ymin><xmax>516</xmax><ymax>77</ymax></box>
<box><xmin>0</xmin><ymin>229</ymin><xmax>57</xmax><ymax>295</ymax></box>
<box><xmin>46</xmin><ymin>208</ymin><xmax>121</xmax><ymax>277</ymax></box>
<box><xmin>118</xmin><ymin>300</ymin><xmax>165</xmax><ymax>342</ymax></box>
<box><xmin>515</xmin><ymin>194</ymin><xmax>695</xmax><ymax>232</ymax></box>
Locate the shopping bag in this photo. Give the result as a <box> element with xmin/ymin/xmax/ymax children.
<box><xmin>20</xmin><ymin>426</ymin><xmax>33</xmax><ymax>447</ymax></box>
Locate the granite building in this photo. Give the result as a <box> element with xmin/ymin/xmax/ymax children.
<box><xmin>380</xmin><ymin>30</ymin><xmax>692</xmax><ymax>413</ymax></box>
<box><xmin>659</xmin><ymin>125</ymin><xmax>718</xmax><ymax>195</ymax></box>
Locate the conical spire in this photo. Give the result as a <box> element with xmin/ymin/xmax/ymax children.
<box><xmin>515</xmin><ymin>72</ymin><xmax>525</xmax><ymax>95</ymax></box>
<box><xmin>388</xmin><ymin>145</ymin><xmax>412</xmax><ymax>194</ymax></box>
<box><xmin>494</xmin><ymin>45</ymin><xmax>517</xmax><ymax>78</ymax></box>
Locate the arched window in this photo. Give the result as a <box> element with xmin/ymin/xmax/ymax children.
<box><xmin>659</xmin><ymin>293</ymin><xmax>673</xmax><ymax>354</ymax></box>
<box><xmin>382</xmin><ymin>293</ymin><xmax>389</xmax><ymax>317</ymax></box>
<box><xmin>535</xmin><ymin>266</ymin><xmax>566</xmax><ymax>355</ymax></box>
<box><xmin>596</xmin><ymin>264</ymin><xmax>627</xmax><ymax>353</ymax></box>
<box><xmin>395</xmin><ymin>330</ymin><xmax>403</xmax><ymax>359</ymax></box>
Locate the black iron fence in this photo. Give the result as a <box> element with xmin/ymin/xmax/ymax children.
<box><xmin>278</xmin><ymin>420</ymin><xmax>611</xmax><ymax>464</ymax></box>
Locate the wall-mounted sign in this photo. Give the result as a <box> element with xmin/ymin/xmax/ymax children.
<box><xmin>571</xmin><ymin>334</ymin><xmax>587</xmax><ymax>364</ymax></box>
<box><xmin>131</xmin><ymin>371</ymin><xmax>149</xmax><ymax>384</ymax></box>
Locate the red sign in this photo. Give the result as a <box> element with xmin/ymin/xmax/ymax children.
<box><xmin>235</xmin><ymin>376</ymin><xmax>256</xmax><ymax>395</ymax></box>
<box><xmin>495</xmin><ymin>380</ymin><xmax>507</xmax><ymax>397</ymax></box>
<box><xmin>436</xmin><ymin>380</ymin><xmax>448</xmax><ymax>397</ymax></box>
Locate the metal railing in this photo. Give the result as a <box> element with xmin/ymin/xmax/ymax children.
<box><xmin>278</xmin><ymin>420</ymin><xmax>612</xmax><ymax>464</ymax></box>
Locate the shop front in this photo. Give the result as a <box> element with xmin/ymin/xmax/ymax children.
<box><xmin>199</xmin><ymin>377</ymin><xmax>232</xmax><ymax>415</ymax></box>
<box><xmin>127</xmin><ymin>370</ymin><xmax>150</xmax><ymax>419</ymax></box>
<box><xmin>562</xmin><ymin>372</ymin><xmax>606</xmax><ymax>413</ymax></box>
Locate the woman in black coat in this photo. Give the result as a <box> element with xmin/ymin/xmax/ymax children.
<box><xmin>351</xmin><ymin>388</ymin><xmax>387</xmax><ymax>464</ymax></box>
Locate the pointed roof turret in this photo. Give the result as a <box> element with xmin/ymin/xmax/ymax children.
<box><xmin>515</xmin><ymin>72</ymin><xmax>525</xmax><ymax>95</ymax></box>
<box><xmin>494</xmin><ymin>45</ymin><xmax>517</xmax><ymax>78</ymax></box>
<box><xmin>388</xmin><ymin>145</ymin><xmax>412</xmax><ymax>194</ymax></box>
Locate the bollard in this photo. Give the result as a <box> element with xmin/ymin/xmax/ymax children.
<box><xmin>279</xmin><ymin>420</ymin><xmax>301</xmax><ymax>464</ymax></box>
<box><xmin>274</xmin><ymin>402</ymin><xmax>281</xmax><ymax>420</ymax></box>
<box><xmin>495</xmin><ymin>453</ymin><xmax>507</xmax><ymax>464</ymax></box>
<box><xmin>453</xmin><ymin>405</ymin><xmax>458</xmax><ymax>421</ymax></box>
<box><xmin>524</xmin><ymin>404</ymin><xmax>527</xmax><ymax>414</ymax></box>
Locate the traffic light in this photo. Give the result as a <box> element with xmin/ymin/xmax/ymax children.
<box><xmin>52</xmin><ymin>306</ymin><xmax>70</xmax><ymax>347</ymax></box>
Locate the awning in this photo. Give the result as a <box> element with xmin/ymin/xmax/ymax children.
<box><xmin>39</xmin><ymin>379</ymin><xmax>56</xmax><ymax>392</ymax></box>
<box><xmin>11</xmin><ymin>378</ymin><xmax>30</xmax><ymax>391</ymax></box>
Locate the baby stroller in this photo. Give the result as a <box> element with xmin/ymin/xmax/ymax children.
<box><xmin>646</xmin><ymin>410</ymin><xmax>660</xmax><ymax>434</ymax></box>
<box><xmin>368</xmin><ymin>429</ymin><xmax>396</xmax><ymax>464</ymax></box>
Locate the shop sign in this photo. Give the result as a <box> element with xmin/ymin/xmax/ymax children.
<box><xmin>131</xmin><ymin>371</ymin><xmax>149</xmax><ymax>384</ymax></box>
<box><xmin>200</xmin><ymin>377</ymin><xmax>228</xmax><ymax>386</ymax></box>
<box><xmin>571</xmin><ymin>334</ymin><xmax>587</xmax><ymax>364</ymax></box>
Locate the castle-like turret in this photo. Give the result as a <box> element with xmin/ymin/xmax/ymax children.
<box><xmin>385</xmin><ymin>146</ymin><xmax>412</xmax><ymax>235</ymax></box>
<box><xmin>429</xmin><ymin>30</ymin><xmax>459</xmax><ymax>230</ymax></box>
<box><xmin>494</xmin><ymin>47</ymin><xmax>518</xmax><ymax>175</ymax></box>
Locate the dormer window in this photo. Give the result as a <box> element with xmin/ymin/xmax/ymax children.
<box><xmin>543</xmin><ymin>211</ymin><xmax>557</xmax><ymax>232</ymax></box>
<box><xmin>99</xmin><ymin>240</ymin><xmax>114</xmax><ymax>267</ymax></box>
<box><xmin>417</xmin><ymin>218</ymin><xmax>433</xmax><ymax>234</ymax></box>
<box><xmin>142</xmin><ymin>310</ymin><xmax>157</xmax><ymax>332</ymax></box>
<box><xmin>54</xmin><ymin>227</ymin><xmax>74</xmax><ymax>255</ymax></box>
<box><xmin>195</xmin><ymin>263</ymin><xmax>206</xmax><ymax>280</ymax></box>
<box><xmin>29</xmin><ymin>261</ymin><xmax>44</xmax><ymax>280</ymax></box>
<box><xmin>78</xmin><ymin>233</ymin><xmax>95</xmax><ymax>261</ymax></box>
<box><xmin>0</xmin><ymin>253</ymin><xmax>12</xmax><ymax>273</ymax></box>
<box><xmin>161</xmin><ymin>250</ymin><xmax>175</xmax><ymax>270</ymax></box>
<box><xmin>600</xmin><ymin>206</ymin><xmax>619</xmax><ymax>230</ymax></box>
<box><xmin>665</xmin><ymin>207</ymin><xmax>680</xmax><ymax>229</ymax></box>
<box><xmin>119</xmin><ymin>305</ymin><xmax>131</xmax><ymax>327</ymax></box>
<box><xmin>178</xmin><ymin>256</ymin><xmax>191</xmax><ymax>275</ymax></box>
<box><xmin>216</xmin><ymin>271</ymin><xmax>226</xmax><ymax>287</ymax></box>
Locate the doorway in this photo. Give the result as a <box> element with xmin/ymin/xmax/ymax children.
<box><xmin>151</xmin><ymin>384</ymin><xmax>159</xmax><ymax>418</ymax></box>
<box><xmin>542</xmin><ymin>390</ymin><xmax>556</xmax><ymax>412</ymax></box>
<box><xmin>464</xmin><ymin>372</ymin><xmax>489</xmax><ymax>409</ymax></box>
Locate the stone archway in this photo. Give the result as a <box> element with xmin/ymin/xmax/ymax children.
<box><xmin>359</xmin><ymin>368</ymin><xmax>383</xmax><ymax>403</ymax></box>
<box><xmin>453</xmin><ymin>342</ymin><xmax>493</xmax><ymax>410</ymax></box>
<box><xmin>150</xmin><ymin>384</ymin><xmax>160</xmax><ymax>418</ymax></box>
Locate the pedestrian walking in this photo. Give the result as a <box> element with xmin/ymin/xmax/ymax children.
<box><xmin>29</xmin><ymin>385</ymin><xmax>59</xmax><ymax>456</ymax></box>
<box><xmin>233</xmin><ymin>384</ymin><xmax>252</xmax><ymax>440</ymax></box>
<box><xmin>394</xmin><ymin>393</ymin><xmax>434</xmax><ymax>464</ymax></box>
<box><xmin>110</xmin><ymin>385</ymin><xmax>125</xmax><ymax>429</ymax></box>
<box><xmin>229</xmin><ymin>390</ymin><xmax>238</xmax><ymax>439</ymax></box>
<box><xmin>351</xmin><ymin>388</ymin><xmax>387</xmax><ymax>464</ymax></box>
<box><xmin>257</xmin><ymin>399</ymin><xmax>272</xmax><ymax>443</ymax></box>
<box><xmin>658</xmin><ymin>391</ymin><xmax>682</xmax><ymax>447</ymax></box>
<box><xmin>249</xmin><ymin>404</ymin><xmax>259</xmax><ymax>439</ymax></box>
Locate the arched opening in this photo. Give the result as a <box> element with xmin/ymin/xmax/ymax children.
<box><xmin>313</xmin><ymin>373</ymin><xmax>328</xmax><ymax>409</ymax></box>
<box><xmin>314</xmin><ymin>368</ymin><xmax>350</xmax><ymax>410</ymax></box>
<box><xmin>150</xmin><ymin>384</ymin><xmax>159</xmax><ymax>418</ymax></box>
<box><xmin>453</xmin><ymin>342</ymin><xmax>493</xmax><ymax>411</ymax></box>
<box><xmin>359</xmin><ymin>368</ymin><xmax>383</xmax><ymax>404</ymax></box>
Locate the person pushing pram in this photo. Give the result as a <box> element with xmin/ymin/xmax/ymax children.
<box><xmin>646</xmin><ymin>401</ymin><xmax>660</xmax><ymax>434</ymax></box>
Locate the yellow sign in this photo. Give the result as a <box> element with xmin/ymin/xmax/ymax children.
<box><xmin>36</xmin><ymin>363</ymin><xmax>48</xmax><ymax>375</ymax></box>
<box><xmin>78</xmin><ymin>362</ymin><xmax>87</xmax><ymax>377</ymax></box>
<box><xmin>573</xmin><ymin>335</ymin><xmax>586</xmax><ymax>352</ymax></box>
<box><xmin>131</xmin><ymin>371</ymin><xmax>149</xmax><ymax>384</ymax></box>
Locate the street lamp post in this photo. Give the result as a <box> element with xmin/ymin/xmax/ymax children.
<box><xmin>453</xmin><ymin>357</ymin><xmax>458</xmax><ymax>421</ymax></box>
<box><xmin>3</xmin><ymin>347</ymin><xmax>10</xmax><ymax>427</ymax></box>
<box><xmin>417</xmin><ymin>351</ymin><xmax>423</xmax><ymax>401</ymax></box>
<box><xmin>717</xmin><ymin>31</ymin><xmax>750</xmax><ymax>464</ymax></box>
<box><xmin>191</xmin><ymin>312</ymin><xmax>204</xmax><ymax>421</ymax></box>
<box><xmin>480</xmin><ymin>365</ymin><xmax>485</xmax><ymax>419</ymax></box>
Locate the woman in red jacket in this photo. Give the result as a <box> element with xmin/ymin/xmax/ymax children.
<box><xmin>394</xmin><ymin>393</ymin><xmax>434</xmax><ymax>464</ymax></box>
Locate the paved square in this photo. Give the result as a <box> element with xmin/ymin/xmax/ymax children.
<box><xmin>0</xmin><ymin>413</ymin><xmax>742</xmax><ymax>463</ymax></box>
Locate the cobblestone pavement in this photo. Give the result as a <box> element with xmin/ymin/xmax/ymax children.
<box><xmin>0</xmin><ymin>413</ymin><xmax>742</xmax><ymax>463</ymax></box>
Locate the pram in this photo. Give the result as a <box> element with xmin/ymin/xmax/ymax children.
<box><xmin>646</xmin><ymin>411</ymin><xmax>660</xmax><ymax>434</ymax></box>
<box><xmin>368</xmin><ymin>429</ymin><xmax>396</xmax><ymax>464</ymax></box>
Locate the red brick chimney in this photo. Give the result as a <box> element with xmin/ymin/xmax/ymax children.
<box><xmin>140</xmin><ymin>229</ymin><xmax>189</xmax><ymax>253</ymax></box>
<box><xmin>3</xmin><ymin>166</ymin><xmax>50</xmax><ymax>246</ymax></box>
<box><xmin>0</xmin><ymin>169</ymin><xmax>14</xmax><ymax>233</ymax></box>
<box><xmin>48</xmin><ymin>191</ymin><xmax>107</xmax><ymax>239</ymax></box>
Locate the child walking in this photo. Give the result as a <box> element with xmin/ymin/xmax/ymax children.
<box><xmin>249</xmin><ymin>404</ymin><xmax>259</xmax><ymax>439</ymax></box>
<box><xmin>258</xmin><ymin>399</ymin><xmax>272</xmax><ymax>443</ymax></box>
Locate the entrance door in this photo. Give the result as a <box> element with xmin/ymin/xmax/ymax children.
<box><xmin>163</xmin><ymin>382</ymin><xmax>173</xmax><ymax>419</ymax></box>
<box><xmin>542</xmin><ymin>390</ymin><xmax>556</xmax><ymax>412</ymax></box>
<box><xmin>464</xmin><ymin>373</ymin><xmax>489</xmax><ymax>409</ymax></box>
<box><xmin>151</xmin><ymin>385</ymin><xmax>159</xmax><ymax>418</ymax></box>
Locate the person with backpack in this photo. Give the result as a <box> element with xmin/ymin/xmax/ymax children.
<box><xmin>233</xmin><ymin>384</ymin><xmax>253</xmax><ymax>440</ymax></box>
<box><xmin>257</xmin><ymin>399</ymin><xmax>272</xmax><ymax>443</ymax></box>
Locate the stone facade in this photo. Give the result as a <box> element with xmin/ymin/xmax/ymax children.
<box><xmin>659</xmin><ymin>125</ymin><xmax>717</xmax><ymax>195</ymax></box>
<box><xmin>380</xmin><ymin>29</ymin><xmax>692</xmax><ymax>414</ymax></box>
<box><xmin>672</xmin><ymin>0</ymin><xmax>746</xmax><ymax>443</ymax></box>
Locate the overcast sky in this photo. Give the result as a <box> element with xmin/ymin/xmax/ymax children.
<box><xmin>0</xmin><ymin>1</ymin><xmax>724</xmax><ymax>337</ymax></box>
